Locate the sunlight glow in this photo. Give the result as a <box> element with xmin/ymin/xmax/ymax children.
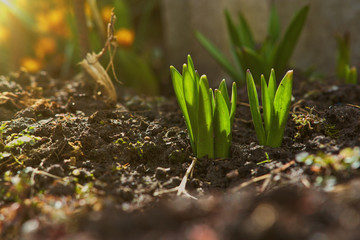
<box><xmin>0</xmin><ymin>0</ymin><xmax>34</xmax><ymax>27</ymax></box>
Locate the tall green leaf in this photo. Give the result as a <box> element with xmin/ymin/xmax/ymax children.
<box><xmin>230</xmin><ymin>82</ymin><xmax>237</xmax><ymax>127</ymax></box>
<box><xmin>187</xmin><ymin>54</ymin><xmax>196</xmax><ymax>80</ymax></box>
<box><xmin>336</xmin><ymin>33</ymin><xmax>350</xmax><ymax>79</ymax></box>
<box><xmin>170</xmin><ymin>66</ymin><xmax>193</xmax><ymax>147</ymax></box>
<box><xmin>246</xmin><ymin>71</ymin><xmax>266</xmax><ymax>145</ymax></box>
<box><xmin>274</xmin><ymin>5</ymin><xmax>309</xmax><ymax>75</ymax></box>
<box><xmin>268</xmin><ymin>5</ymin><xmax>280</xmax><ymax>44</ymax></box>
<box><xmin>274</xmin><ymin>70</ymin><xmax>293</xmax><ymax>128</ymax></box>
<box><xmin>197</xmin><ymin>76</ymin><xmax>214</xmax><ymax>158</ymax></box>
<box><xmin>219</xmin><ymin>80</ymin><xmax>231</xmax><ymax>111</ymax></box>
<box><xmin>268</xmin><ymin>69</ymin><xmax>277</xmax><ymax>101</ymax></box>
<box><xmin>237</xmin><ymin>13</ymin><xmax>256</xmax><ymax>49</ymax></box>
<box><xmin>261</xmin><ymin>75</ymin><xmax>272</xmax><ymax>139</ymax></box>
<box><xmin>195</xmin><ymin>31</ymin><xmax>242</xmax><ymax>83</ymax></box>
<box><xmin>214</xmin><ymin>90</ymin><xmax>231</xmax><ymax>158</ymax></box>
<box><xmin>117</xmin><ymin>49</ymin><xmax>159</xmax><ymax>95</ymax></box>
<box><xmin>345</xmin><ymin>65</ymin><xmax>357</xmax><ymax>84</ymax></box>
<box><xmin>225</xmin><ymin>10</ymin><xmax>241</xmax><ymax>47</ymax></box>
<box><xmin>183</xmin><ymin>65</ymin><xmax>199</xmax><ymax>154</ymax></box>
<box><xmin>268</xmin><ymin>70</ymin><xmax>293</xmax><ymax>147</ymax></box>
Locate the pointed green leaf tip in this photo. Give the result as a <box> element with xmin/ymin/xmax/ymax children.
<box><xmin>247</xmin><ymin>69</ymin><xmax>293</xmax><ymax>147</ymax></box>
<box><xmin>170</xmin><ymin>55</ymin><xmax>237</xmax><ymax>159</ymax></box>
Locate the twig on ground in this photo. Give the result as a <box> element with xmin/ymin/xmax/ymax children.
<box><xmin>153</xmin><ymin>157</ymin><xmax>198</xmax><ymax>200</ymax></box>
<box><xmin>230</xmin><ymin>160</ymin><xmax>295</xmax><ymax>193</ymax></box>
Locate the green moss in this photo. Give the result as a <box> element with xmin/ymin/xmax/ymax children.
<box><xmin>324</xmin><ymin>124</ymin><xmax>339</xmax><ymax>138</ymax></box>
<box><xmin>114</xmin><ymin>137</ymin><xmax>144</xmax><ymax>158</ymax></box>
<box><xmin>292</xmin><ymin>107</ymin><xmax>325</xmax><ymax>139</ymax></box>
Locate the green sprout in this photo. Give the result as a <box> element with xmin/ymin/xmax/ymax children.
<box><xmin>246</xmin><ymin>69</ymin><xmax>293</xmax><ymax>147</ymax></box>
<box><xmin>195</xmin><ymin>5</ymin><xmax>309</xmax><ymax>85</ymax></box>
<box><xmin>336</xmin><ymin>32</ymin><xmax>358</xmax><ymax>84</ymax></box>
<box><xmin>170</xmin><ymin>55</ymin><xmax>237</xmax><ymax>159</ymax></box>
<box><xmin>296</xmin><ymin>147</ymin><xmax>360</xmax><ymax>171</ymax></box>
<box><xmin>344</xmin><ymin>65</ymin><xmax>357</xmax><ymax>84</ymax></box>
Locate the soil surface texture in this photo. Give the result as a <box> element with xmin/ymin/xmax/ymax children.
<box><xmin>1</xmin><ymin>70</ymin><xmax>360</xmax><ymax>240</ymax></box>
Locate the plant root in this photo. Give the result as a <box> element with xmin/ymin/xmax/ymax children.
<box><xmin>176</xmin><ymin>157</ymin><xmax>198</xmax><ymax>200</ymax></box>
<box><xmin>153</xmin><ymin>157</ymin><xmax>198</xmax><ymax>200</ymax></box>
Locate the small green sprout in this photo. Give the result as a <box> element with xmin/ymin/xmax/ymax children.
<box><xmin>196</xmin><ymin>4</ymin><xmax>309</xmax><ymax>84</ymax></box>
<box><xmin>170</xmin><ymin>55</ymin><xmax>237</xmax><ymax>159</ymax></box>
<box><xmin>336</xmin><ymin>32</ymin><xmax>358</xmax><ymax>84</ymax></box>
<box><xmin>345</xmin><ymin>65</ymin><xmax>357</xmax><ymax>84</ymax></box>
<box><xmin>246</xmin><ymin>69</ymin><xmax>293</xmax><ymax>147</ymax></box>
<box><xmin>296</xmin><ymin>147</ymin><xmax>360</xmax><ymax>171</ymax></box>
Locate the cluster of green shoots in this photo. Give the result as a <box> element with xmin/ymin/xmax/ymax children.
<box><xmin>170</xmin><ymin>55</ymin><xmax>237</xmax><ymax>159</ymax></box>
<box><xmin>196</xmin><ymin>4</ymin><xmax>309</xmax><ymax>85</ymax></box>
<box><xmin>246</xmin><ymin>69</ymin><xmax>293</xmax><ymax>147</ymax></box>
<box><xmin>170</xmin><ymin>5</ymin><xmax>311</xmax><ymax>157</ymax></box>
<box><xmin>170</xmin><ymin>55</ymin><xmax>292</xmax><ymax>158</ymax></box>
<box><xmin>336</xmin><ymin>32</ymin><xmax>358</xmax><ymax>84</ymax></box>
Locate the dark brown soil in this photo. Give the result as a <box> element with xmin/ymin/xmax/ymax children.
<box><xmin>1</xmin><ymin>70</ymin><xmax>360</xmax><ymax>240</ymax></box>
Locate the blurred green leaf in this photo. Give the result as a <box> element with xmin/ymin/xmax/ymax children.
<box><xmin>274</xmin><ymin>5</ymin><xmax>309</xmax><ymax>75</ymax></box>
<box><xmin>195</xmin><ymin>31</ymin><xmax>242</xmax><ymax>84</ymax></box>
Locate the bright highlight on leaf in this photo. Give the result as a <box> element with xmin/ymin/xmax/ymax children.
<box><xmin>170</xmin><ymin>55</ymin><xmax>237</xmax><ymax>159</ymax></box>
<box><xmin>246</xmin><ymin>69</ymin><xmax>293</xmax><ymax>147</ymax></box>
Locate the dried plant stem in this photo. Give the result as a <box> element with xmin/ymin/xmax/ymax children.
<box><xmin>79</xmin><ymin>53</ymin><xmax>117</xmax><ymax>104</ymax></box>
<box><xmin>79</xmin><ymin>9</ymin><xmax>122</xmax><ymax>104</ymax></box>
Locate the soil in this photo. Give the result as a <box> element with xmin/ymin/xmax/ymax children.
<box><xmin>1</xmin><ymin>70</ymin><xmax>360</xmax><ymax>240</ymax></box>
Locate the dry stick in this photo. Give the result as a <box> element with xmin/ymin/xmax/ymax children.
<box><xmin>230</xmin><ymin>160</ymin><xmax>295</xmax><ymax>193</ymax></box>
<box><xmin>96</xmin><ymin>9</ymin><xmax>122</xmax><ymax>84</ymax></box>
<box><xmin>347</xmin><ymin>103</ymin><xmax>360</xmax><ymax>109</ymax></box>
<box><xmin>96</xmin><ymin>10</ymin><xmax>116</xmax><ymax>59</ymax></box>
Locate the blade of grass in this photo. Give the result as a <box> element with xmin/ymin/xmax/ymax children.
<box><xmin>230</xmin><ymin>82</ymin><xmax>237</xmax><ymax>127</ymax></box>
<box><xmin>268</xmin><ymin>70</ymin><xmax>293</xmax><ymax>147</ymax></box>
<box><xmin>268</xmin><ymin>4</ymin><xmax>280</xmax><ymax>44</ymax></box>
<box><xmin>345</xmin><ymin>65</ymin><xmax>357</xmax><ymax>84</ymax></box>
<box><xmin>197</xmin><ymin>76</ymin><xmax>214</xmax><ymax>158</ymax></box>
<box><xmin>274</xmin><ymin>5</ymin><xmax>309</xmax><ymax>74</ymax></box>
<box><xmin>225</xmin><ymin>10</ymin><xmax>241</xmax><ymax>47</ymax></box>
<box><xmin>214</xmin><ymin>90</ymin><xmax>231</xmax><ymax>158</ymax></box>
<box><xmin>170</xmin><ymin>66</ymin><xmax>193</xmax><ymax>148</ymax></box>
<box><xmin>183</xmin><ymin>65</ymin><xmax>199</xmax><ymax>155</ymax></box>
<box><xmin>336</xmin><ymin>33</ymin><xmax>350</xmax><ymax>79</ymax></box>
<box><xmin>246</xmin><ymin>70</ymin><xmax>266</xmax><ymax>145</ymax></box>
<box><xmin>261</xmin><ymin>75</ymin><xmax>272</xmax><ymax>139</ymax></box>
<box><xmin>187</xmin><ymin>55</ymin><xmax>196</xmax><ymax>80</ymax></box>
<box><xmin>195</xmin><ymin>31</ymin><xmax>242</xmax><ymax>84</ymax></box>
<box><xmin>237</xmin><ymin>13</ymin><xmax>256</xmax><ymax>49</ymax></box>
<box><xmin>268</xmin><ymin>69</ymin><xmax>277</xmax><ymax>101</ymax></box>
<box><xmin>209</xmin><ymin>88</ymin><xmax>215</xmax><ymax>116</ymax></box>
<box><xmin>219</xmin><ymin>80</ymin><xmax>231</xmax><ymax>111</ymax></box>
